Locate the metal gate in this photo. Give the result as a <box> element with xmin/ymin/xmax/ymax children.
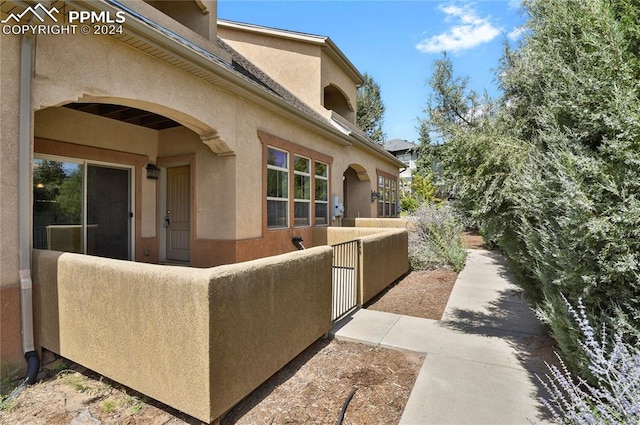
<box><xmin>331</xmin><ymin>240</ymin><xmax>359</xmax><ymax>321</ymax></box>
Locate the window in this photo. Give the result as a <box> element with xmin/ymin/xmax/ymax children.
<box><xmin>314</xmin><ymin>161</ymin><xmax>329</xmax><ymax>225</ymax></box>
<box><xmin>378</xmin><ymin>176</ymin><xmax>384</xmax><ymax>217</ymax></box>
<box><xmin>267</xmin><ymin>147</ymin><xmax>289</xmax><ymax>228</ymax></box>
<box><xmin>294</xmin><ymin>155</ymin><xmax>311</xmax><ymax>226</ymax></box>
<box><xmin>264</xmin><ymin>138</ymin><xmax>331</xmax><ymax>229</ymax></box>
<box><xmin>377</xmin><ymin>173</ymin><xmax>397</xmax><ymax>218</ymax></box>
<box><xmin>398</xmin><ymin>153</ymin><xmax>411</xmax><ymax>165</ymax></box>
<box><xmin>33</xmin><ymin>157</ymin><xmax>132</xmax><ymax>260</ymax></box>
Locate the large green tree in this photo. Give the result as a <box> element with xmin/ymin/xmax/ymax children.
<box><xmin>356</xmin><ymin>72</ymin><xmax>386</xmax><ymax>144</ymax></box>
<box><xmin>426</xmin><ymin>0</ymin><xmax>640</xmax><ymax>377</ymax></box>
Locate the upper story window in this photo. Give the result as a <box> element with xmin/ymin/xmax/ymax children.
<box><xmin>323</xmin><ymin>84</ymin><xmax>354</xmax><ymax>123</ymax></box>
<box><xmin>143</xmin><ymin>0</ymin><xmax>212</xmax><ymax>40</ymax></box>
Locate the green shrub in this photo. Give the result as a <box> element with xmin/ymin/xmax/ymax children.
<box><xmin>400</xmin><ymin>196</ymin><xmax>419</xmax><ymax>214</ymax></box>
<box><xmin>425</xmin><ymin>0</ymin><xmax>640</xmax><ymax>379</ymax></box>
<box><xmin>407</xmin><ymin>203</ymin><xmax>466</xmax><ymax>271</ymax></box>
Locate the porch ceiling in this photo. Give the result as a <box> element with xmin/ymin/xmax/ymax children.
<box><xmin>64</xmin><ymin>103</ymin><xmax>182</xmax><ymax>130</ymax></box>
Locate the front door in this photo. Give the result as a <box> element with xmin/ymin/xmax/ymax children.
<box><xmin>166</xmin><ymin>166</ymin><xmax>190</xmax><ymax>262</ymax></box>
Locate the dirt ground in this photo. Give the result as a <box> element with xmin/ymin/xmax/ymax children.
<box><xmin>1</xmin><ymin>235</ymin><xmax>482</xmax><ymax>425</ymax></box>
<box><xmin>366</xmin><ymin>269</ymin><xmax>457</xmax><ymax>320</ymax></box>
<box><xmin>460</xmin><ymin>230</ymin><xmax>486</xmax><ymax>250</ymax></box>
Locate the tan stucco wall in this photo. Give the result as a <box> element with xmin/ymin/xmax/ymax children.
<box><xmin>0</xmin><ymin>285</ymin><xmax>23</xmax><ymax>378</ymax></box>
<box><xmin>32</xmin><ymin>34</ymin><xmax>236</xmax><ymax>148</ymax></box>
<box><xmin>343</xmin><ymin>217</ymin><xmax>412</xmax><ymax>229</ymax></box>
<box><xmin>208</xmin><ymin>246</ymin><xmax>333</xmax><ymax>418</ymax></box>
<box><xmin>142</xmin><ymin>0</ymin><xmax>216</xmax><ymax>41</ymax></box>
<box><xmin>35</xmin><ymin>107</ymin><xmax>159</xmax><ymax>158</ymax></box>
<box><xmin>0</xmin><ymin>35</ymin><xmax>20</xmax><ymax>288</ymax></box>
<box><xmin>34</xmin><ymin>250</ymin><xmax>212</xmax><ymax>419</ymax></box>
<box><xmin>343</xmin><ymin>166</ymin><xmax>373</xmax><ymax>219</ymax></box>
<box><xmin>27</xmin><ymin>32</ymin><xmax>397</xmax><ymax>245</ymax></box>
<box><xmin>33</xmin><ymin>246</ymin><xmax>333</xmax><ymax>422</ymax></box>
<box><xmin>359</xmin><ymin>229</ymin><xmax>409</xmax><ymax>304</ymax></box>
<box><xmin>321</xmin><ymin>50</ymin><xmax>357</xmax><ymax>120</ymax></box>
<box><xmin>23</xmin><ymin>29</ymin><xmax>398</xmax><ymax>251</ymax></box>
<box><xmin>217</xmin><ymin>25</ymin><xmax>322</xmax><ymax>110</ymax></box>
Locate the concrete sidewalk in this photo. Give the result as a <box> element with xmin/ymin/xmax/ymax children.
<box><xmin>330</xmin><ymin>249</ymin><xmax>555</xmax><ymax>425</ymax></box>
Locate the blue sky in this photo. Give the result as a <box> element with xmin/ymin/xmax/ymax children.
<box><xmin>218</xmin><ymin>1</ymin><xmax>526</xmax><ymax>144</ymax></box>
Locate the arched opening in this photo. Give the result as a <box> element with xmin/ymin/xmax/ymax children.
<box><xmin>323</xmin><ymin>84</ymin><xmax>354</xmax><ymax>122</ymax></box>
<box><xmin>32</xmin><ymin>99</ymin><xmax>221</xmax><ymax>265</ymax></box>
<box><xmin>343</xmin><ymin>164</ymin><xmax>371</xmax><ymax>219</ymax></box>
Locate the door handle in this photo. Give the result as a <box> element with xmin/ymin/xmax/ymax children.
<box><xmin>164</xmin><ymin>210</ymin><xmax>171</xmax><ymax>227</ymax></box>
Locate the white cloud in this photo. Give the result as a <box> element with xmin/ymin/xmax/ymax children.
<box><xmin>507</xmin><ymin>0</ymin><xmax>522</xmax><ymax>10</ymax></box>
<box><xmin>508</xmin><ymin>26</ymin><xmax>525</xmax><ymax>41</ymax></box>
<box><xmin>416</xmin><ymin>3</ymin><xmax>502</xmax><ymax>54</ymax></box>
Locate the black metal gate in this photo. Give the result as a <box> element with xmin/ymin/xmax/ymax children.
<box><xmin>331</xmin><ymin>240</ymin><xmax>359</xmax><ymax>321</ymax></box>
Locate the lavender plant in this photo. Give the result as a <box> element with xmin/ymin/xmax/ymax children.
<box><xmin>538</xmin><ymin>297</ymin><xmax>640</xmax><ymax>424</ymax></box>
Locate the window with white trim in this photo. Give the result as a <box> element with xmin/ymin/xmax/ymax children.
<box><xmin>314</xmin><ymin>161</ymin><xmax>329</xmax><ymax>225</ymax></box>
<box><xmin>267</xmin><ymin>147</ymin><xmax>289</xmax><ymax>228</ymax></box>
<box><xmin>265</xmin><ymin>143</ymin><xmax>331</xmax><ymax>229</ymax></box>
<box><xmin>294</xmin><ymin>155</ymin><xmax>311</xmax><ymax>226</ymax></box>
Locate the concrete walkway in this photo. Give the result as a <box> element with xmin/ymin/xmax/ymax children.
<box><xmin>330</xmin><ymin>249</ymin><xmax>555</xmax><ymax>425</ymax></box>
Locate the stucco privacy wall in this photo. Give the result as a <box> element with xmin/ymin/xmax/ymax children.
<box><xmin>314</xmin><ymin>227</ymin><xmax>409</xmax><ymax>305</ymax></box>
<box><xmin>342</xmin><ymin>217</ymin><xmax>413</xmax><ymax>229</ymax></box>
<box><xmin>358</xmin><ymin>229</ymin><xmax>408</xmax><ymax>304</ymax></box>
<box><xmin>33</xmin><ymin>246</ymin><xmax>333</xmax><ymax>423</ymax></box>
<box><xmin>0</xmin><ymin>32</ymin><xmax>23</xmax><ymax>374</ymax></box>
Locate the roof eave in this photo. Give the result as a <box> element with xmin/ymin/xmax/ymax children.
<box><xmin>218</xmin><ymin>19</ymin><xmax>363</xmax><ymax>85</ymax></box>
<box><xmin>67</xmin><ymin>0</ymin><xmax>355</xmax><ymax>148</ymax></box>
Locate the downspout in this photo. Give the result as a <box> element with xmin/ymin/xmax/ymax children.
<box><xmin>19</xmin><ymin>33</ymin><xmax>40</xmax><ymax>385</ymax></box>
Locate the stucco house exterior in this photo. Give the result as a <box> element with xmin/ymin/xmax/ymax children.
<box><xmin>1</xmin><ymin>0</ymin><xmax>404</xmax><ymax>419</ymax></box>
<box><xmin>384</xmin><ymin>138</ymin><xmax>419</xmax><ymax>195</ymax></box>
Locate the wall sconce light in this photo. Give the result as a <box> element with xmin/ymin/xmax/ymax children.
<box><xmin>146</xmin><ymin>163</ymin><xmax>160</xmax><ymax>180</ymax></box>
<box><xmin>371</xmin><ymin>190</ymin><xmax>381</xmax><ymax>203</ymax></box>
